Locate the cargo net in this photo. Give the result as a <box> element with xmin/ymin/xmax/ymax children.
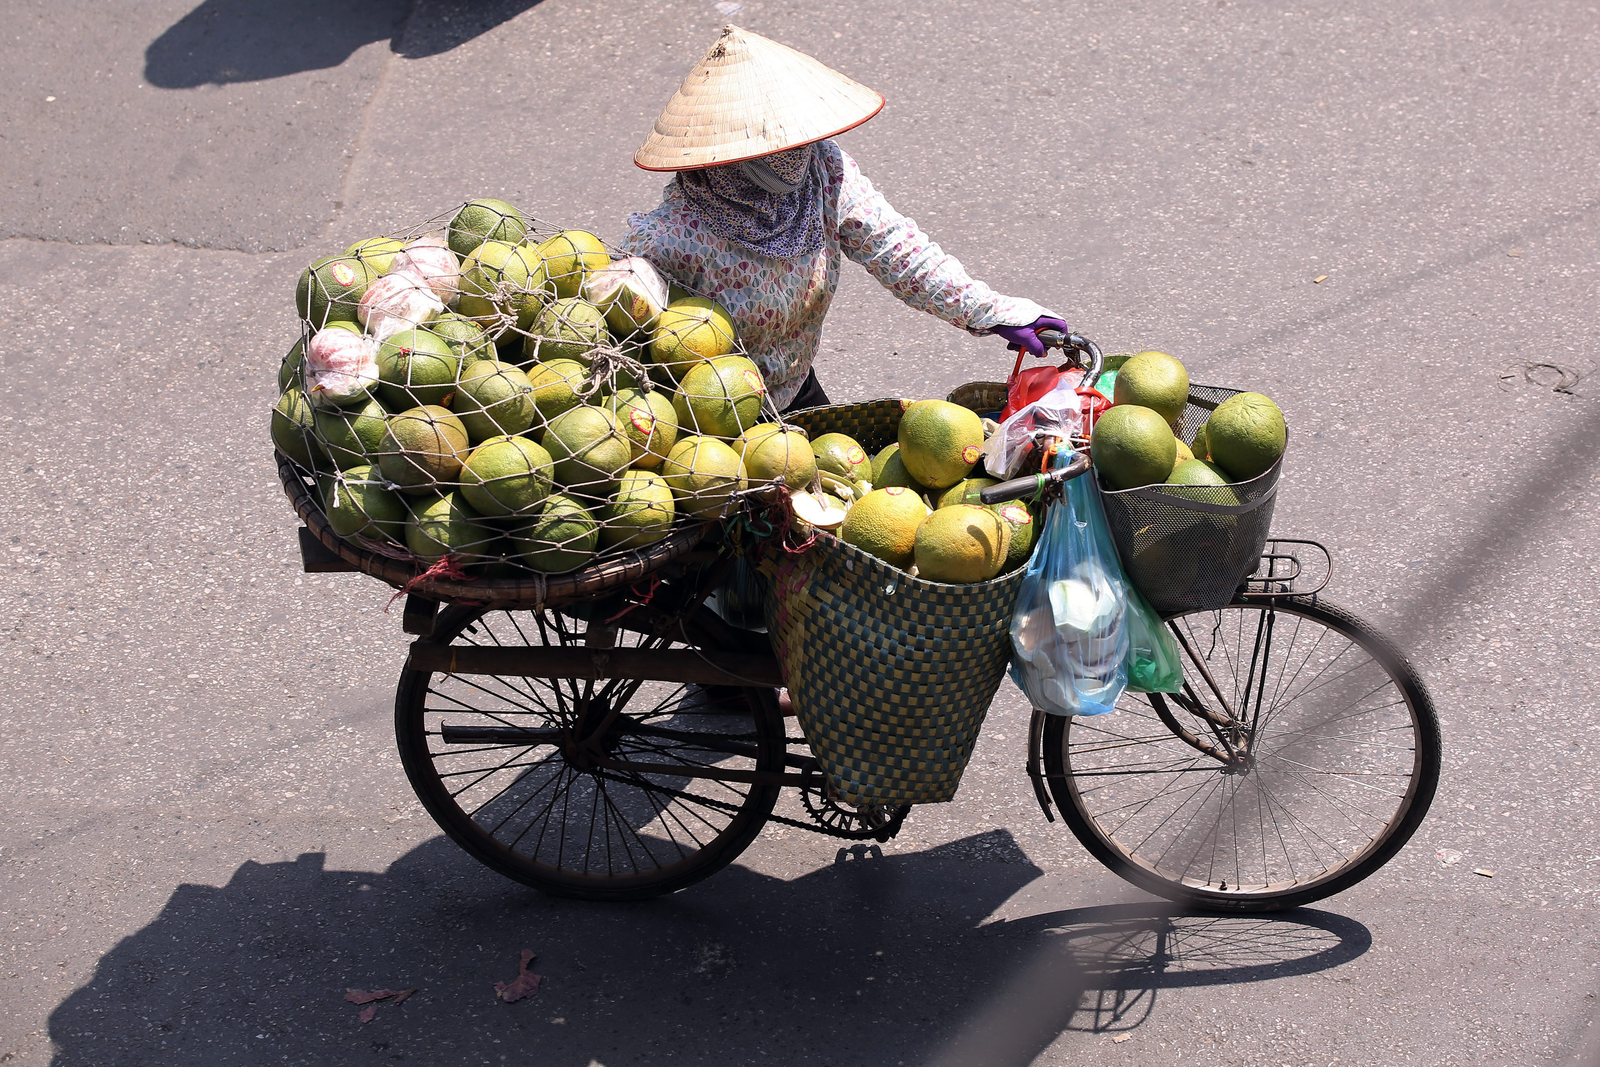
<box><xmin>270</xmin><ymin>199</ymin><xmax>796</xmax><ymax>585</ymax></box>
<box><xmin>1097</xmin><ymin>384</ymin><xmax>1284</xmax><ymax>616</ymax></box>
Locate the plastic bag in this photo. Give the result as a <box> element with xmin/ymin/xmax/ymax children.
<box><xmin>980</xmin><ymin>371</ymin><xmax>1086</xmax><ymax>480</ymax></box>
<box><xmin>1124</xmin><ymin>584</ymin><xmax>1184</xmax><ymax>693</ymax></box>
<box><xmin>1008</xmin><ymin>449</ymin><xmax>1129</xmax><ymax>716</ymax></box>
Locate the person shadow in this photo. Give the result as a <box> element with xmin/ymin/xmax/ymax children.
<box><xmin>143</xmin><ymin>0</ymin><xmax>543</xmax><ymax>88</ymax></box>
<box><xmin>48</xmin><ymin>830</ymin><xmax>1369</xmax><ymax>1066</ymax></box>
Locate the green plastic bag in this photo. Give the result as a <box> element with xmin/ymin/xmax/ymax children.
<box><xmin>1125</xmin><ymin>584</ymin><xmax>1184</xmax><ymax>693</ymax></box>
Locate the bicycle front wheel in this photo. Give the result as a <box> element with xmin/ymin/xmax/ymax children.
<box><xmin>1044</xmin><ymin>596</ymin><xmax>1439</xmax><ymax>912</ymax></box>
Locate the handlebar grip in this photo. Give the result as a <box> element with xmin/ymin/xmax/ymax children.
<box><xmin>979</xmin><ymin>453</ymin><xmax>1093</xmax><ymax>504</ymax></box>
<box><xmin>980</xmin><ymin>474</ymin><xmax>1046</xmax><ymax>505</ymax></box>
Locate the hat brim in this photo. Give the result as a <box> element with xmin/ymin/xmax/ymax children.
<box><xmin>633</xmin><ymin>25</ymin><xmax>885</xmax><ymax>173</ymax></box>
<box><xmin>634</xmin><ymin>99</ymin><xmax>884</xmax><ymax>172</ymax></box>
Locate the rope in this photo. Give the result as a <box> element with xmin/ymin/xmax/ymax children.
<box><xmin>384</xmin><ymin>554</ymin><xmax>478</xmax><ymax>612</ymax></box>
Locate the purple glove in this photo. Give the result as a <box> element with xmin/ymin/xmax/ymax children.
<box><xmin>992</xmin><ymin>315</ymin><xmax>1070</xmax><ymax>357</ymax></box>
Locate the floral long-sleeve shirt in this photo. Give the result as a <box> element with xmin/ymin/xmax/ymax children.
<box><xmin>621</xmin><ymin>140</ymin><xmax>1048</xmax><ymax>408</ymax></box>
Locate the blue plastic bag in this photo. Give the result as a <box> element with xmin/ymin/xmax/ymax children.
<box><xmin>1008</xmin><ymin>450</ymin><xmax>1129</xmax><ymax>716</ymax></box>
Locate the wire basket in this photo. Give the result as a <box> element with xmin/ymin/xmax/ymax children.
<box><xmin>1097</xmin><ymin>384</ymin><xmax>1284</xmax><ymax>615</ymax></box>
<box><xmin>272</xmin><ymin>199</ymin><xmax>789</xmax><ymax>608</ymax></box>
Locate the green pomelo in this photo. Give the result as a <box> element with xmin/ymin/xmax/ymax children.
<box><xmin>873</xmin><ymin>448</ymin><xmax>925</xmax><ymax>491</ymax></box>
<box><xmin>735</xmin><ymin>423</ymin><xmax>785</xmax><ymax>463</ymax></box>
<box><xmin>455</xmin><ymin>360</ymin><xmax>535</xmax><ymax>443</ymax></box>
<box><xmin>279</xmin><ymin>337</ymin><xmax>304</xmax><ymax>393</ymax></box>
<box><xmin>661</xmin><ymin>436</ymin><xmax>747</xmax><ymax>519</ymax></box>
<box><xmin>649</xmin><ymin>298</ymin><xmax>736</xmax><ymax>381</ymax></box>
<box><xmin>1204</xmin><ymin>392</ymin><xmax>1286</xmax><ymax>481</ymax></box>
<box><xmin>744</xmin><ymin>430</ymin><xmax>816</xmax><ymax>490</ymax></box>
<box><xmin>536</xmin><ymin>230</ymin><xmax>611</xmax><ymax>300</ymax></box>
<box><xmin>1192</xmin><ymin>422</ymin><xmax>1211</xmax><ymax>461</ymax></box>
<box><xmin>448</xmin><ymin>198</ymin><xmax>529</xmax><ymax>258</ymax></box>
<box><xmin>1090</xmin><ymin>405</ymin><xmax>1178</xmax><ymax>490</ymax></box>
<box><xmin>315</xmin><ymin>396</ymin><xmax>388</xmax><ymax>470</ymax></box>
<box><xmin>898</xmin><ymin>400</ymin><xmax>985</xmax><ymax>491</ymax></box>
<box><xmin>992</xmin><ymin>502</ymin><xmax>1037</xmax><ymax>573</ymax></box>
<box><xmin>344</xmin><ymin>237</ymin><xmax>406</xmax><ymax>275</ymax></box>
<box><xmin>606</xmin><ymin>386</ymin><xmax>678</xmax><ymax>470</ymax></box>
<box><xmin>528</xmin><ymin>297</ymin><xmax>607</xmax><ymax>365</ymax></box>
<box><xmin>460</xmin><ymin>435</ymin><xmax>553</xmax><ymax>517</ymax></box>
<box><xmin>271</xmin><ymin>386</ymin><xmax>323</xmax><ymax>469</ymax></box>
<box><xmin>319</xmin><ymin>465</ymin><xmax>407</xmax><ymax>543</ymax></box>
<box><xmin>937</xmin><ymin>477</ymin><xmax>1000</xmax><ymax>509</ymax></box>
<box><xmin>525</xmin><ymin>359</ymin><xmax>589</xmax><ymax>430</ymax></box>
<box><xmin>674</xmin><ymin>355</ymin><xmax>766</xmax><ymax>439</ymax></box>
<box><xmin>600</xmin><ymin>471</ymin><xmax>677</xmax><ymax>550</ymax></box>
<box><xmin>1164</xmin><ymin>459</ymin><xmax>1240</xmax><ymax>506</ymax></box>
<box><xmin>542</xmin><ymin>405</ymin><xmax>632</xmax><ymax>494</ymax></box>
<box><xmin>405</xmin><ymin>491</ymin><xmax>496</xmax><ymax>563</ymax></box>
<box><xmin>377</xmin><ymin>405</ymin><xmax>469</xmax><ymax>494</ymax></box>
<box><xmin>869</xmin><ymin>443</ymin><xmax>899</xmax><ymax>484</ymax></box>
<box><xmin>811</xmin><ymin>433</ymin><xmax>871</xmax><ymax>483</ymax></box>
<box><xmin>296</xmin><ymin>254</ymin><xmax>376</xmax><ymax>329</ymax></box>
<box><xmin>1173</xmin><ymin>438</ymin><xmax>1195</xmax><ymax>465</ymax></box>
<box><xmin>509</xmin><ymin>493</ymin><xmax>599</xmax><ymax>573</ymax></box>
<box><xmin>1113</xmin><ymin>350</ymin><xmax>1190</xmax><ymax>427</ymax></box>
<box><xmin>838</xmin><ymin>487</ymin><xmax>931</xmax><ymax>569</ymax></box>
<box><xmin>377</xmin><ymin>328</ymin><xmax>461</xmax><ymax>410</ymax></box>
<box><xmin>429</xmin><ymin>312</ymin><xmax>494</xmax><ymax>364</ymax></box>
<box><xmin>457</xmin><ymin>240</ymin><xmax>546</xmax><ymax>336</ymax></box>
<box><xmin>914</xmin><ymin>504</ymin><xmax>1011</xmax><ymax>584</ymax></box>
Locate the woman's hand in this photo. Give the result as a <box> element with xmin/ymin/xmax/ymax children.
<box><xmin>992</xmin><ymin>315</ymin><xmax>1070</xmax><ymax>357</ymax></box>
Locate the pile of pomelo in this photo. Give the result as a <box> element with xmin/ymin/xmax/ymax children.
<box><xmin>272</xmin><ymin>197</ymin><xmax>783</xmax><ymax>575</ymax></box>
<box><xmin>786</xmin><ymin>400</ymin><xmax>1037</xmax><ymax>585</ymax></box>
<box><xmin>1088</xmin><ymin>350</ymin><xmax>1286</xmax><ymax>500</ymax></box>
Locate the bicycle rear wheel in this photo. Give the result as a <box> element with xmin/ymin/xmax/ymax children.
<box><xmin>395</xmin><ymin>603</ymin><xmax>784</xmax><ymax>901</ymax></box>
<box><xmin>1044</xmin><ymin>595</ymin><xmax>1439</xmax><ymax>912</ymax></box>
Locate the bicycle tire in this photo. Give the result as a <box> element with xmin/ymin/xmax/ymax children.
<box><xmin>395</xmin><ymin>603</ymin><xmax>783</xmax><ymax>901</ymax></box>
<box><xmin>1044</xmin><ymin>595</ymin><xmax>1440</xmax><ymax>912</ymax></box>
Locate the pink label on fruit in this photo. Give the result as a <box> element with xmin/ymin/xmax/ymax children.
<box><xmin>331</xmin><ymin>262</ymin><xmax>357</xmax><ymax>287</ymax></box>
<box><xmin>1000</xmin><ymin>505</ymin><xmax>1031</xmax><ymax>525</ymax></box>
<box><xmin>885</xmin><ymin>487</ymin><xmax>905</xmax><ymax>496</ymax></box>
<box><xmin>962</xmin><ymin>445</ymin><xmax>981</xmax><ymax>464</ymax></box>
<box><xmin>847</xmin><ymin>447</ymin><xmax>866</xmax><ymax>464</ymax></box>
<box><xmin>743</xmin><ymin>370</ymin><xmax>765</xmax><ymax>394</ymax></box>
<box><xmin>629</xmin><ymin>409</ymin><xmax>654</xmax><ymax>435</ymax></box>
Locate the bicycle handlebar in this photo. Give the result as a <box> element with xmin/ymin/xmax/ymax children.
<box><xmin>979</xmin><ymin>452</ymin><xmax>1093</xmax><ymax>504</ymax></box>
<box><xmin>1035</xmin><ymin>329</ymin><xmax>1104</xmax><ymax>392</ymax></box>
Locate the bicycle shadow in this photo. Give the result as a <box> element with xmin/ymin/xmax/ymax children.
<box><xmin>47</xmin><ymin>831</ymin><xmax>1368</xmax><ymax>1066</ymax></box>
<box><xmin>144</xmin><ymin>0</ymin><xmax>542</xmax><ymax>88</ymax></box>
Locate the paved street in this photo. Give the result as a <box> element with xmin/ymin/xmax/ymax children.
<box><xmin>2</xmin><ymin>0</ymin><xmax>1598</xmax><ymax>1063</ymax></box>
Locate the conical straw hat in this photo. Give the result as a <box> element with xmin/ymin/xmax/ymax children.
<box><xmin>634</xmin><ymin>25</ymin><xmax>885</xmax><ymax>172</ymax></box>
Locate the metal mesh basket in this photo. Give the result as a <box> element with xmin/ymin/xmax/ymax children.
<box><xmin>1098</xmin><ymin>384</ymin><xmax>1284</xmax><ymax>616</ymax></box>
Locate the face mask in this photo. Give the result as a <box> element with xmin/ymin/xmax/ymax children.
<box><xmin>735</xmin><ymin>145</ymin><xmax>813</xmax><ymax>194</ymax></box>
<box><xmin>738</xmin><ymin>157</ymin><xmax>805</xmax><ymax>194</ymax></box>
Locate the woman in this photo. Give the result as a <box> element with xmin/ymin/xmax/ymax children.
<box><xmin>622</xmin><ymin>26</ymin><xmax>1067</xmax><ymax>413</ymax></box>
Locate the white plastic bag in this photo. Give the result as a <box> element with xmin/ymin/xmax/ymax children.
<box><xmin>1008</xmin><ymin>449</ymin><xmax>1129</xmax><ymax>716</ymax></box>
<box><xmin>980</xmin><ymin>368</ymin><xmax>1087</xmax><ymax>480</ymax></box>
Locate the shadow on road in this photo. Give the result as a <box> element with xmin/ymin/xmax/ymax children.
<box><xmin>144</xmin><ymin>0</ymin><xmax>542</xmax><ymax>88</ymax></box>
<box><xmin>48</xmin><ymin>830</ymin><xmax>1368</xmax><ymax>1066</ymax></box>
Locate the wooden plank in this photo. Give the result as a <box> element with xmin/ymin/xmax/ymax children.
<box><xmin>407</xmin><ymin>643</ymin><xmax>783</xmax><ymax>688</ymax></box>
<box><xmin>298</xmin><ymin>527</ymin><xmax>358</xmax><ymax>573</ymax></box>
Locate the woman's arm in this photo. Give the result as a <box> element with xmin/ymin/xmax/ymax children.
<box><xmin>829</xmin><ymin>144</ymin><xmax>1053</xmax><ymax>336</ymax></box>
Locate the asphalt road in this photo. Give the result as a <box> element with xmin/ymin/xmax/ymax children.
<box><xmin>3</xmin><ymin>0</ymin><xmax>1599</xmax><ymax>1064</ymax></box>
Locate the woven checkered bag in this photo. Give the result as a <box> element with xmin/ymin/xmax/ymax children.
<box><xmin>762</xmin><ymin>397</ymin><xmax>1024</xmax><ymax>805</ymax></box>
